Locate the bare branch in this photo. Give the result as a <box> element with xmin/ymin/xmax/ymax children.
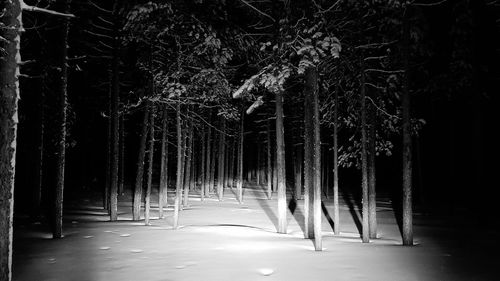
<box><xmin>237</xmin><ymin>0</ymin><xmax>275</xmax><ymax>22</ymax></box>
<box><xmin>411</xmin><ymin>0</ymin><xmax>448</xmax><ymax>7</ymax></box>
<box><xmin>21</xmin><ymin>1</ymin><xmax>75</xmax><ymax>18</ymax></box>
<box><xmin>365</xmin><ymin>68</ymin><xmax>404</xmax><ymax>74</ymax></box>
<box><xmin>88</xmin><ymin>1</ymin><xmax>113</xmax><ymax>13</ymax></box>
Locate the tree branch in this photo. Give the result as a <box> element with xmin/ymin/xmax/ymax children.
<box><xmin>237</xmin><ymin>0</ymin><xmax>275</xmax><ymax>22</ymax></box>
<box><xmin>21</xmin><ymin>1</ymin><xmax>75</xmax><ymax>18</ymax></box>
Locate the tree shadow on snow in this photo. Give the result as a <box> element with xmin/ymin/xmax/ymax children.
<box><xmin>288</xmin><ymin>199</ymin><xmax>306</xmax><ymax>234</ymax></box>
<box><xmin>248</xmin><ymin>186</ymin><xmax>279</xmax><ymax>232</ymax></box>
<box><xmin>339</xmin><ymin>185</ymin><xmax>363</xmax><ymax>236</ymax></box>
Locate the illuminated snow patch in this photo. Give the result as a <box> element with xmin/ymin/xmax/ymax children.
<box><xmin>257</xmin><ymin>268</ymin><xmax>274</xmax><ymax>276</ymax></box>
<box><xmin>191</xmin><ymin>225</ymin><xmax>275</xmax><ymax>238</ymax></box>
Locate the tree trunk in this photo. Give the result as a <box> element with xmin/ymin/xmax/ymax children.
<box><xmin>200</xmin><ymin>126</ymin><xmax>206</xmax><ymax>201</ymax></box>
<box><xmin>402</xmin><ymin>11</ymin><xmax>413</xmax><ymax>246</ymax></box>
<box><xmin>228</xmin><ymin>138</ymin><xmax>235</xmax><ymax>189</ymax></box>
<box><xmin>118</xmin><ymin>113</ymin><xmax>125</xmax><ymax>195</ymax></box>
<box><xmin>304</xmin><ymin>75</ymin><xmax>315</xmax><ymax>239</ymax></box>
<box><xmin>53</xmin><ymin>0</ymin><xmax>71</xmax><ymax>238</ymax></box>
<box><xmin>204</xmin><ymin>125</ymin><xmax>212</xmax><ymax>197</ymax></box>
<box><xmin>0</xmin><ymin>0</ymin><xmax>21</xmax><ymax>278</ymax></box>
<box><xmin>368</xmin><ymin>106</ymin><xmax>377</xmax><ymax>239</ymax></box>
<box><xmin>360</xmin><ymin>63</ymin><xmax>370</xmax><ymax>243</ymax></box>
<box><xmin>311</xmin><ymin>68</ymin><xmax>322</xmax><ymax>250</ymax></box>
<box><xmin>145</xmin><ymin>106</ymin><xmax>155</xmax><ymax>225</ymax></box>
<box><xmin>266</xmin><ymin>119</ymin><xmax>272</xmax><ymax>199</ymax></box>
<box><xmin>236</xmin><ymin>109</ymin><xmax>244</xmax><ymax>203</ymax></box>
<box><xmin>183</xmin><ymin>119</ymin><xmax>193</xmax><ymax>207</ymax></box>
<box><xmin>332</xmin><ymin>88</ymin><xmax>340</xmax><ymax>235</ymax></box>
<box><xmin>109</xmin><ymin>3</ymin><xmax>120</xmax><ymax>221</ymax></box>
<box><xmin>133</xmin><ymin>106</ymin><xmax>149</xmax><ymax>221</ymax></box>
<box><xmin>158</xmin><ymin>106</ymin><xmax>168</xmax><ymax>218</ymax></box>
<box><xmin>217</xmin><ymin>119</ymin><xmax>226</xmax><ymax>201</ymax></box>
<box><xmin>33</xmin><ymin>82</ymin><xmax>44</xmax><ymax>217</ymax></box>
<box><xmin>275</xmin><ymin>91</ymin><xmax>287</xmax><ymax>234</ymax></box>
<box><xmin>209</xmin><ymin>128</ymin><xmax>217</xmax><ymax>194</ymax></box>
<box><xmin>173</xmin><ymin>102</ymin><xmax>183</xmax><ymax>229</ymax></box>
<box><xmin>294</xmin><ymin>145</ymin><xmax>302</xmax><ymax>200</ymax></box>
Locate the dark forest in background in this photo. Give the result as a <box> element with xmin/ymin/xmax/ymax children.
<box><xmin>2</xmin><ymin>0</ymin><xmax>499</xmax><ymax>278</ymax></box>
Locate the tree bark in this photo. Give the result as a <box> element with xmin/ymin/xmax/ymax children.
<box><xmin>402</xmin><ymin>11</ymin><xmax>413</xmax><ymax>246</ymax></box>
<box><xmin>217</xmin><ymin>119</ymin><xmax>226</xmax><ymax>201</ymax></box>
<box><xmin>53</xmin><ymin>0</ymin><xmax>71</xmax><ymax>238</ymax></box>
<box><xmin>145</xmin><ymin>106</ymin><xmax>155</xmax><ymax>225</ymax></box>
<box><xmin>118</xmin><ymin>113</ymin><xmax>125</xmax><ymax>195</ymax></box>
<box><xmin>204</xmin><ymin>125</ymin><xmax>212</xmax><ymax>197</ymax></box>
<box><xmin>133</xmin><ymin>106</ymin><xmax>149</xmax><ymax>220</ymax></box>
<box><xmin>332</xmin><ymin>88</ymin><xmax>340</xmax><ymax>235</ymax></box>
<box><xmin>275</xmin><ymin>91</ymin><xmax>287</xmax><ymax>234</ymax></box>
<box><xmin>294</xmin><ymin>145</ymin><xmax>302</xmax><ymax>200</ymax></box>
<box><xmin>158</xmin><ymin>106</ymin><xmax>168</xmax><ymax>218</ymax></box>
<box><xmin>209</xmin><ymin>127</ymin><xmax>217</xmax><ymax>194</ymax></box>
<box><xmin>200</xmin><ymin>126</ymin><xmax>206</xmax><ymax>201</ymax></box>
<box><xmin>33</xmin><ymin>81</ymin><xmax>44</xmax><ymax>217</ymax></box>
<box><xmin>0</xmin><ymin>0</ymin><xmax>21</xmax><ymax>278</ymax></box>
<box><xmin>360</xmin><ymin>62</ymin><xmax>370</xmax><ymax>243</ymax></box>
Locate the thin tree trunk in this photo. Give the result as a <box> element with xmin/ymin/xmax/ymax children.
<box><xmin>217</xmin><ymin>119</ymin><xmax>226</xmax><ymax>201</ymax></box>
<box><xmin>0</xmin><ymin>1</ymin><xmax>21</xmax><ymax>278</ymax></box>
<box><xmin>209</xmin><ymin>128</ymin><xmax>217</xmax><ymax>194</ymax></box>
<box><xmin>173</xmin><ymin>102</ymin><xmax>182</xmax><ymax>229</ymax></box>
<box><xmin>133</xmin><ymin>106</ymin><xmax>149</xmax><ymax>221</ymax></box>
<box><xmin>33</xmin><ymin>84</ymin><xmax>44</xmax><ymax>217</ymax></box>
<box><xmin>311</xmin><ymin>68</ymin><xmax>322</xmax><ymax>250</ymax></box>
<box><xmin>237</xmin><ymin>110</ymin><xmax>244</xmax><ymax>203</ymax></box>
<box><xmin>294</xmin><ymin>145</ymin><xmax>302</xmax><ymax>200</ymax></box>
<box><xmin>183</xmin><ymin>119</ymin><xmax>193</xmax><ymax>206</ymax></box>
<box><xmin>228</xmin><ymin>138</ymin><xmax>235</xmax><ymax>189</ymax></box>
<box><xmin>360</xmin><ymin>62</ymin><xmax>370</xmax><ymax>243</ymax></box>
<box><xmin>256</xmin><ymin>144</ymin><xmax>261</xmax><ymax>185</ymax></box>
<box><xmin>118</xmin><ymin>113</ymin><xmax>125</xmax><ymax>195</ymax></box>
<box><xmin>158</xmin><ymin>106</ymin><xmax>168</xmax><ymax>218</ymax></box>
<box><xmin>109</xmin><ymin>4</ymin><xmax>120</xmax><ymax>220</ymax></box>
<box><xmin>275</xmin><ymin>91</ymin><xmax>287</xmax><ymax>234</ymax></box>
<box><xmin>402</xmin><ymin>11</ymin><xmax>413</xmax><ymax>246</ymax></box>
<box><xmin>145</xmin><ymin>106</ymin><xmax>155</xmax><ymax>225</ymax></box>
<box><xmin>304</xmin><ymin>75</ymin><xmax>315</xmax><ymax>239</ymax></box>
<box><xmin>332</xmin><ymin>88</ymin><xmax>340</xmax><ymax>235</ymax></box>
<box><xmin>204</xmin><ymin>125</ymin><xmax>212</xmax><ymax>197</ymax></box>
<box><xmin>200</xmin><ymin>126</ymin><xmax>206</xmax><ymax>201</ymax></box>
<box><xmin>53</xmin><ymin>0</ymin><xmax>71</xmax><ymax>238</ymax></box>
<box><xmin>266</xmin><ymin>119</ymin><xmax>272</xmax><ymax>199</ymax></box>
<box><xmin>368</xmin><ymin>106</ymin><xmax>377</xmax><ymax>239</ymax></box>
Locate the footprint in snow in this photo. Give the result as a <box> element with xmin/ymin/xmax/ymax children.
<box><xmin>99</xmin><ymin>246</ymin><xmax>111</xmax><ymax>250</ymax></box>
<box><xmin>48</xmin><ymin>258</ymin><xmax>56</xmax><ymax>264</ymax></box>
<box><xmin>130</xmin><ymin>249</ymin><xmax>143</xmax><ymax>253</ymax></box>
<box><xmin>257</xmin><ymin>268</ymin><xmax>274</xmax><ymax>276</ymax></box>
<box><xmin>120</xmin><ymin>233</ymin><xmax>131</xmax><ymax>237</ymax></box>
<box><xmin>83</xmin><ymin>235</ymin><xmax>93</xmax><ymax>239</ymax></box>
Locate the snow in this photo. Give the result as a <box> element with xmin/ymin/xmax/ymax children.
<box><xmin>12</xmin><ymin>184</ymin><xmax>500</xmax><ymax>281</ymax></box>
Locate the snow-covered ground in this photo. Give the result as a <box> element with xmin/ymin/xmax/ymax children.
<box><xmin>12</xmin><ymin>185</ymin><xmax>499</xmax><ymax>281</ymax></box>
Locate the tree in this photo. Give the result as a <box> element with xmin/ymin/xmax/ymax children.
<box><xmin>133</xmin><ymin>105</ymin><xmax>149</xmax><ymax>221</ymax></box>
<box><xmin>0</xmin><ymin>1</ymin><xmax>22</xmax><ymax>278</ymax></box>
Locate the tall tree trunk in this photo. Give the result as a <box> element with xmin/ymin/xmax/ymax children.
<box><xmin>256</xmin><ymin>144</ymin><xmax>261</xmax><ymax>185</ymax></box>
<box><xmin>144</xmin><ymin>106</ymin><xmax>155</xmax><ymax>225</ymax></box>
<box><xmin>266</xmin><ymin>119</ymin><xmax>272</xmax><ymax>199</ymax></box>
<box><xmin>200</xmin><ymin>126</ymin><xmax>206</xmax><ymax>201</ymax></box>
<box><xmin>133</xmin><ymin>106</ymin><xmax>149</xmax><ymax>220</ymax></box>
<box><xmin>33</xmin><ymin>83</ymin><xmax>44</xmax><ymax>217</ymax></box>
<box><xmin>204</xmin><ymin>125</ymin><xmax>212</xmax><ymax>197</ymax></box>
<box><xmin>217</xmin><ymin>119</ymin><xmax>226</xmax><ymax>201</ymax></box>
<box><xmin>109</xmin><ymin>2</ymin><xmax>120</xmax><ymax>221</ymax></box>
<box><xmin>228</xmin><ymin>138</ymin><xmax>235</xmax><ymax>189</ymax></box>
<box><xmin>158</xmin><ymin>106</ymin><xmax>168</xmax><ymax>218</ymax></box>
<box><xmin>368</xmin><ymin>106</ymin><xmax>377</xmax><ymax>239</ymax></box>
<box><xmin>183</xmin><ymin>119</ymin><xmax>193</xmax><ymax>206</ymax></box>
<box><xmin>275</xmin><ymin>91</ymin><xmax>287</xmax><ymax>234</ymax></box>
<box><xmin>118</xmin><ymin>113</ymin><xmax>125</xmax><ymax>195</ymax></box>
<box><xmin>209</xmin><ymin>128</ymin><xmax>217</xmax><ymax>194</ymax></box>
<box><xmin>402</xmin><ymin>11</ymin><xmax>413</xmax><ymax>246</ymax></box>
<box><xmin>360</xmin><ymin>62</ymin><xmax>370</xmax><ymax>243</ymax></box>
<box><xmin>304</xmin><ymin>75</ymin><xmax>315</xmax><ymax>239</ymax></box>
<box><xmin>0</xmin><ymin>0</ymin><xmax>21</xmax><ymax>278</ymax></box>
<box><xmin>53</xmin><ymin>0</ymin><xmax>71</xmax><ymax>238</ymax></box>
<box><xmin>173</xmin><ymin>102</ymin><xmax>183</xmax><ymax>229</ymax></box>
<box><xmin>332</xmin><ymin>88</ymin><xmax>340</xmax><ymax>235</ymax></box>
<box><xmin>311</xmin><ymin>68</ymin><xmax>322</xmax><ymax>250</ymax></box>
<box><xmin>237</xmin><ymin>110</ymin><xmax>244</xmax><ymax>203</ymax></box>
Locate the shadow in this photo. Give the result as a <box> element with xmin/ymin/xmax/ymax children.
<box><xmin>248</xmin><ymin>187</ymin><xmax>279</xmax><ymax>232</ymax></box>
<box><xmin>391</xmin><ymin>188</ymin><xmax>404</xmax><ymax>238</ymax></box>
<box><xmin>288</xmin><ymin>199</ymin><xmax>306</xmax><ymax>234</ymax></box>
<box><xmin>339</xmin><ymin>185</ymin><xmax>362</xmax><ymax>235</ymax></box>
<box><xmin>321</xmin><ymin>202</ymin><xmax>335</xmax><ymax>232</ymax></box>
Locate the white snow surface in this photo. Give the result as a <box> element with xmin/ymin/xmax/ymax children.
<box><xmin>12</xmin><ymin>184</ymin><xmax>499</xmax><ymax>281</ymax></box>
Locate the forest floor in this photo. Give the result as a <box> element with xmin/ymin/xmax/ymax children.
<box><xmin>12</xmin><ymin>183</ymin><xmax>500</xmax><ymax>281</ymax></box>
